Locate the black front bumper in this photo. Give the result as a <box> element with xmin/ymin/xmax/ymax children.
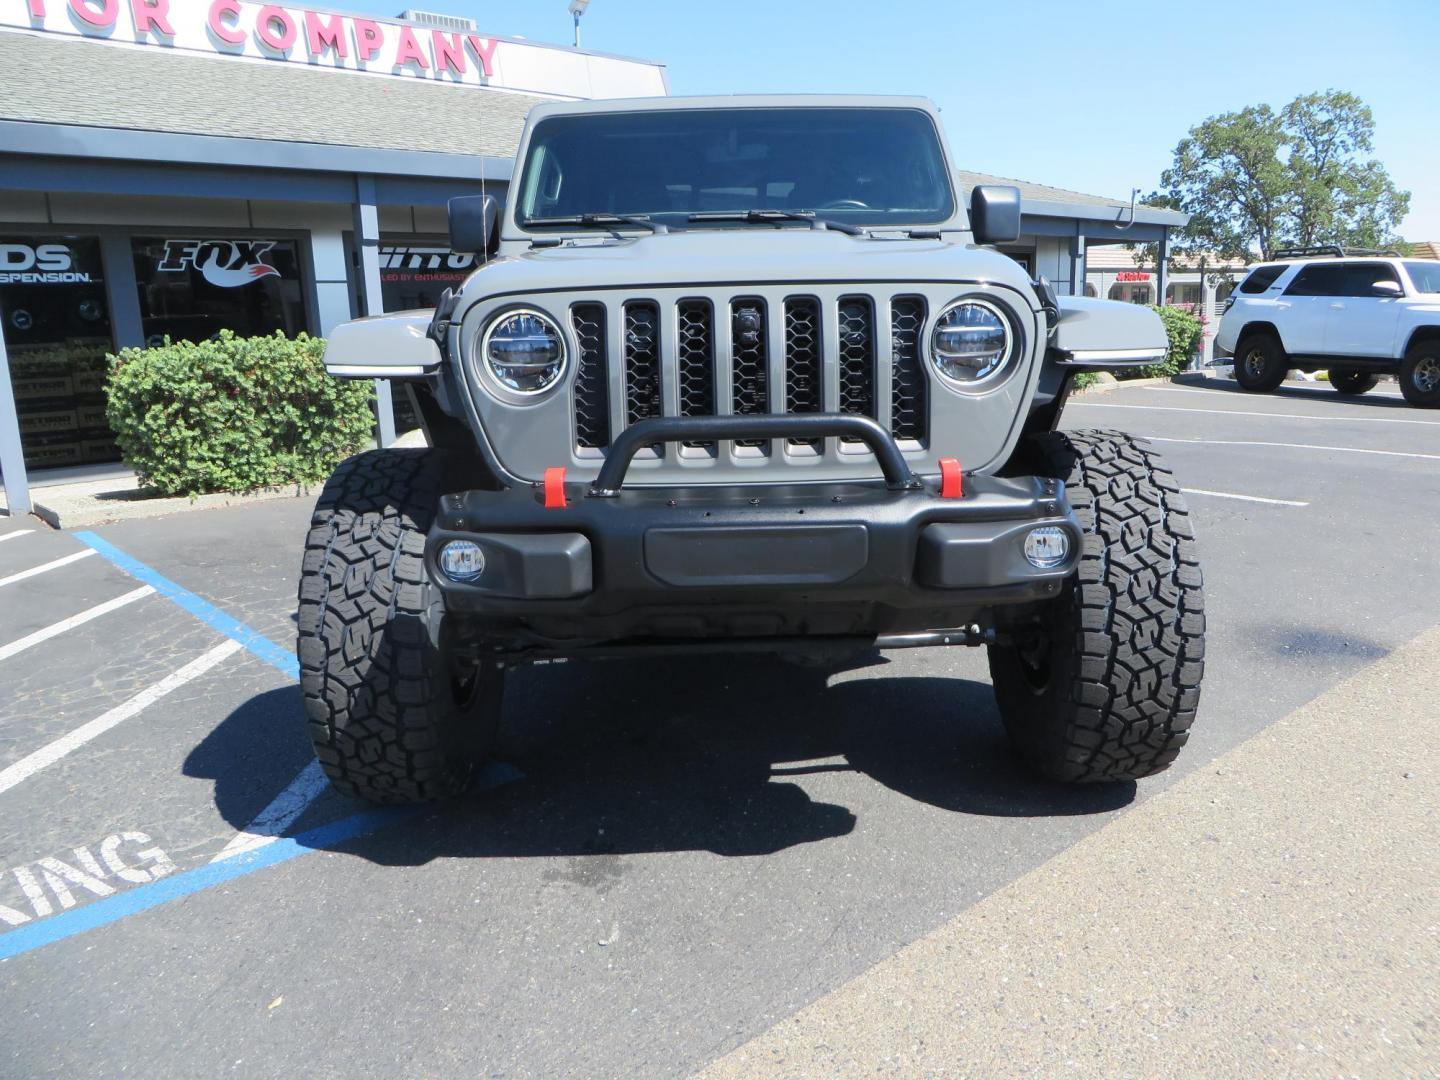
<box><xmin>425</xmin><ymin>414</ymin><xmax>1080</xmax><ymax>646</ymax></box>
<box><xmin>425</xmin><ymin>488</ymin><xmax>1079</xmax><ymax>647</ymax></box>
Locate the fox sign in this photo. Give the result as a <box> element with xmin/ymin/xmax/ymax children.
<box><xmin>0</xmin><ymin>0</ymin><xmax>667</xmax><ymax>97</ymax></box>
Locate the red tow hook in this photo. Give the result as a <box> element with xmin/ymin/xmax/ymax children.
<box><xmin>938</xmin><ymin>457</ymin><xmax>963</xmax><ymax>499</ymax></box>
<box><xmin>543</xmin><ymin>467</ymin><xmax>567</xmax><ymax>509</ymax></box>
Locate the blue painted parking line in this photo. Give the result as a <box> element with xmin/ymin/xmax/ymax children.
<box><xmin>0</xmin><ymin>806</ymin><xmax>415</xmax><ymax>961</ymax></box>
<box><xmin>0</xmin><ymin>763</ymin><xmax>522</xmax><ymax>961</ymax></box>
<box><xmin>73</xmin><ymin>531</ymin><xmax>299</xmax><ymax>679</ymax></box>
<box><xmin>1</xmin><ymin>532</ymin><xmax>525</xmax><ymax>961</ymax></box>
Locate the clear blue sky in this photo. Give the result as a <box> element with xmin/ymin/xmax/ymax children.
<box><xmin>367</xmin><ymin>0</ymin><xmax>1440</xmax><ymax>239</ymax></box>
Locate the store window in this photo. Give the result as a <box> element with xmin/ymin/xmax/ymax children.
<box><xmin>1108</xmin><ymin>282</ymin><xmax>1153</xmax><ymax>305</ymax></box>
<box><xmin>378</xmin><ymin>241</ymin><xmax>477</xmax><ymax>312</ymax></box>
<box><xmin>369</xmin><ymin>240</ymin><xmax>479</xmax><ymax>436</ymax></box>
<box><xmin>1166</xmin><ymin>282</ymin><xmax>1204</xmax><ymax>308</ymax></box>
<box><xmin>0</xmin><ymin>234</ymin><xmax>117</xmax><ymax>469</ymax></box>
<box><xmin>131</xmin><ymin>237</ymin><xmax>308</xmax><ymax>346</ymax></box>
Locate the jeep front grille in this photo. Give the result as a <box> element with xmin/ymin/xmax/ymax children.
<box><xmin>564</xmin><ymin>289</ymin><xmax>946</xmax><ymax>465</ymax></box>
<box><xmin>571</xmin><ymin>303</ymin><xmax>610</xmax><ymax>449</ymax></box>
<box><xmin>783</xmin><ymin>298</ymin><xmax>823</xmax><ymax>448</ymax></box>
<box><xmin>730</xmin><ymin>297</ymin><xmax>769</xmax><ymax>448</ymax></box>
<box><xmin>622</xmin><ymin>301</ymin><xmax>662</xmax><ymax>429</ymax></box>
<box><xmin>890</xmin><ymin>296</ymin><xmax>928</xmax><ymax>443</ymax></box>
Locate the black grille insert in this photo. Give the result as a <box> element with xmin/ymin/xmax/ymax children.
<box><xmin>784</xmin><ymin>298</ymin><xmax>823</xmax><ymax>448</ymax></box>
<box><xmin>623</xmin><ymin>301</ymin><xmax>662</xmax><ymax>427</ymax></box>
<box><xmin>889</xmin><ymin>296</ymin><xmax>927</xmax><ymax>444</ymax></box>
<box><xmin>730</xmin><ymin>298</ymin><xmax>769</xmax><ymax>449</ymax></box>
<box><xmin>677</xmin><ymin>299</ymin><xmax>716</xmax><ymax>449</ymax></box>
<box><xmin>570</xmin><ymin>303</ymin><xmax>610</xmax><ymax>449</ymax></box>
<box><xmin>837</xmin><ymin>296</ymin><xmax>876</xmax><ymax>441</ymax></box>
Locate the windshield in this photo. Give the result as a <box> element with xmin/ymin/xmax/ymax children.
<box><xmin>1404</xmin><ymin>261</ymin><xmax>1440</xmax><ymax>293</ymax></box>
<box><xmin>515</xmin><ymin>108</ymin><xmax>956</xmax><ymax>229</ymax></box>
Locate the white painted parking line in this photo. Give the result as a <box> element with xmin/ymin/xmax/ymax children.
<box><xmin>1071</xmin><ymin>401</ymin><xmax>1440</xmax><ymax>426</ymax></box>
<box><xmin>0</xmin><ymin>548</ymin><xmax>97</xmax><ymax>588</ymax></box>
<box><xmin>0</xmin><ymin>640</ymin><xmax>243</xmax><ymax>796</ymax></box>
<box><xmin>210</xmin><ymin>759</ymin><xmax>329</xmax><ymax>863</ymax></box>
<box><xmin>1147</xmin><ymin>436</ymin><xmax>1440</xmax><ymax>462</ymax></box>
<box><xmin>1137</xmin><ymin>384</ymin><xmax>1407</xmax><ymax>401</ymax></box>
<box><xmin>1180</xmin><ymin>487</ymin><xmax>1309</xmax><ymax>507</ymax></box>
<box><xmin>0</xmin><ymin>530</ymin><xmax>34</xmax><ymax>544</ymax></box>
<box><xmin>0</xmin><ymin>586</ymin><xmax>155</xmax><ymax>663</ymax></box>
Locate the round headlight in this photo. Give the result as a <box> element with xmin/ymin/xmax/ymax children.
<box><xmin>930</xmin><ymin>299</ymin><xmax>1013</xmax><ymax>387</ymax></box>
<box><xmin>482</xmin><ymin>309</ymin><xmax>566</xmax><ymax>394</ymax></box>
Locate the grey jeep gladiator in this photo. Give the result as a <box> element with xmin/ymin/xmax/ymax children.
<box><xmin>300</xmin><ymin>95</ymin><xmax>1205</xmax><ymax>804</ymax></box>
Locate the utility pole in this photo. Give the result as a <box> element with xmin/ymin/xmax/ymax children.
<box><xmin>569</xmin><ymin>0</ymin><xmax>589</xmax><ymax>47</ymax></box>
<box><xmin>0</xmin><ymin>313</ymin><xmax>32</xmax><ymax>516</ymax></box>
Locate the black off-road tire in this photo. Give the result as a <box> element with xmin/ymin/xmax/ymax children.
<box><xmin>297</xmin><ymin>449</ymin><xmax>504</xmax><ymax>804</ymax></box>
<box><xmin>1328</xmin><ymin>368</ymin><xmax>1379</xmax><ymax>396</ymax></box>
<box><xmin>988</xmin><ymin>430</ymin><xmax>1205</xmax><ymax>783</ymax></box>
<box><xmin>1399</xmin><ymin>340</ymin><xmax>1440</xmax><ymax>407</ymax></box>
<box><xmin>1233</xmin><ymin>332</ymin><xmax>1287</xmax><ymax>392</ymax></box>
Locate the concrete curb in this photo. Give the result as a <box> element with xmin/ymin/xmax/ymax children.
<box><xmin>31</xmin><ymin>481</ymin><xmax>316</xmax><ymax>530</ymax></box>
<box><xmin>1069</xmin><ymin>374</ymin><xmax>1175</xmax><ymax>396</ymax></box>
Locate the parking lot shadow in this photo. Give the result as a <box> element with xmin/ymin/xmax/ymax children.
<box><xmin>193</xmin><ymin>654</ymin><xmax>1135</xmax><ymax>867</ymax></box>
<box><xmin>183</xmin><ymin>684</ymin><xmax>318</xmax><ymax>830</ymax></box>
<box><xmin>1181</xmin><ymin>374</ymin><xmax>1414</xmax><ymax>409</ymax></box>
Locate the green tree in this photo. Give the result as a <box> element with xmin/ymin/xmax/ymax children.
<box><xmin>1150</xmin><ymin>90</ymin><xmax>1410</xmax><ymax>262</ymax></box>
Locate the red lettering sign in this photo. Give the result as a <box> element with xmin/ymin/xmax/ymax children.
<box><xmin>304</xmin><ymin>9</ymin><xmax>347</xmax><ymax>58</ymax></box>
<box><xmin>1115</xmin><ymin>271</ymin><xmax>1151</xmax><ymax>282</ymax></box>
<box><xmin>27</xmin><ymin>0</ymin><xmax>45</xmax><ymax>17</ymax></box>
<box><xmin>254</xmin><ymin>4</ymin><xmax>294</xmax><ymax>50</ymax></box>
<box><xmin>206</xmin><ymin>0</ymin><xmax>244</xmax><ymax>43</ymax></box>
<box><xmin>352</xmin><ymin>18</ymin><xmax>383</xmax><ymax>61</ymax></box>
<box><xmin>466</xmin><ymin>34</ymin><xmax>496</xmax><ymax>77</ymax></box>
<box><xmin>68</xmin><ymin>0</ymin><xmax>117</xmax><ymax>29</ymax></box>
<box><xmin>129</xmin><ymin>0</ymin><xmax>173</xmax><ymax>37</ymax></box>
<box><xmin>431</xmin><ymin>29</ymin><xmax>464</xmax><ymax>74</ymax></box>
<box><xmin>394</xmin><ymin>25</ymin><xmax>427</xmax><ymax>68</ymax></box>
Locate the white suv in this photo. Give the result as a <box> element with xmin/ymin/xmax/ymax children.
<box><xmin>1215</xmin><ymin>248</ymin><xmax>1440</xmax><ymax>407</ymax></box>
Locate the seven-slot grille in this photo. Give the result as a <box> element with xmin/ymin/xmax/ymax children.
<box><xmin>567</xmin><ymin>293</ymin><xmax>930</xmax><ymax>454</ymax></box>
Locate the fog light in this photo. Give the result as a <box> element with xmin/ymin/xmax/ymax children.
<box><xmin>439</xmin><ymin>540</ymin><xmax>486</xmax><ymax>581</ymax></box>
<box><xmin>1024</xmin><ymin>527</ymin><xmax>1070</xmax><ymax>569</ymax></box>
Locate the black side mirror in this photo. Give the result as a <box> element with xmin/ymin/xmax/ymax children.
<box><xmin>970</xmin><ymin>185</ymin><xmax>1022</xmax><ymax>245</ymax></box>
<box><xmin>449</xmin><ymin>194</ymin><xmax>499</xmax><ymax>258</ymax></box>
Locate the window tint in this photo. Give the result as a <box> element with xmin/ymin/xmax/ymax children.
<box><xmin>131</xmin><ymin>237</ymin><xmax>307</xmax><ymax>347</ymax></box>
<box><xmin>515</xmin><ymin>108</ymin><xmax>956</xmax><ymax>227</ymax></box>
<box><xmin>1283</xmin><ymin>264</ymin><xmax>1348</xmax><ymax>297</ymax></box>
<box><xmin>1239</xmin><ymin>265</ymin><xmax>1285</xmax><ymax>293</ymax></box>
<box><xmin>1404</xmin><ymin>261</ymin><xmax>1440</xmax><ymax>293</ymax></box>
<box><xmin>0</xmin><ymin>234</ymin><xmax>117</xmax><ymax>470</ymax></box>
<box><xmin>1335</xmin><ymin>262</ymin><xmax>1402</xmax><ymax>297</ymax></box>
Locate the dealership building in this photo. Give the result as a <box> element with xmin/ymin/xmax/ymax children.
<box><xmin>0</xmin><ymin>0</ymin><xmax>1183</xmax><ymax>496</ymax></box>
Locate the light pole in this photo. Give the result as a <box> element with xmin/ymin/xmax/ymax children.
<box><xmin>569</xmin><ymin>0</ymin><xmax>589</xmax><ymax>47</ymax></box>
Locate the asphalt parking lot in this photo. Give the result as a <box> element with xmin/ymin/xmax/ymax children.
<box><xmin>1</xmin><ymin>375</ymin><xmax>1437</xmax><ymax>1078</ymax></box>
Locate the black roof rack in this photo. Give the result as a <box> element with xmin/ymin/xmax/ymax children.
<box><xmin>1270</xmin><ymin>245</ymin><xmax>1402</xmax><ymax>260</ymax></box>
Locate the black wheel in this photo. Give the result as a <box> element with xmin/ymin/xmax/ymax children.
<box><xmin>1328</xmin><ymin>368</ymin><xmax>1379</xmax><ymax>395</ymax></box>
<box><xmin>297</xmin><ymin>449</ymin><xmax>504</xmax><ymax>804</ymax></box>
<box><xmin>1233</xmin><ymin>332</ymin><xmax>1287</xmax><ymax>391</ymax></box>
<box><xmin>988</xmin><ymin>431</ymin><xmax>1205</xmax><ymax>783</ymax></box>
<box><xmin>1399</xmin><ymin>341</ymin><xmax>1440</xmax><ymax>407</ymax></box>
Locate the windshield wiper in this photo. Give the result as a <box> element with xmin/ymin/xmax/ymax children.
<box><xmin>686</xmin><ymin>209</ymin><xmax>864</xmax><ymax>236</ymax></box>
<box><xmin>525</xmin><ymin>213</ymin><xmax>671</xmax><ymax>235</ymax></box>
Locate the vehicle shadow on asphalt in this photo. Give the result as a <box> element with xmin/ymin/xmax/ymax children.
<box><xmin>188</xmin><ymin>654</ymin><xmax>1135</xmax><ymax>865</ymax></box>
<box><xmin>1182</xmin><ymin>374</ymin><xmax>1413</xmax><ymax>409</ymax></box>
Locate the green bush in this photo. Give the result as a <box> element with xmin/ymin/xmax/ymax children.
<box><xmin>106</xmin><ymin>330</ymin><xmax>374</xmax><ymax>497</ymax></box>
<box><xmin>1127</xmin><ymin>305</ymin><xmax>1204</xmax><ymax>379</ymax></box>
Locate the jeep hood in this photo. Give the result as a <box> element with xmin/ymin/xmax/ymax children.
<box><xmin>459</xmin><ymin>230</ymin><xmax>1038</xmax><ymax>305</ymax></box>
